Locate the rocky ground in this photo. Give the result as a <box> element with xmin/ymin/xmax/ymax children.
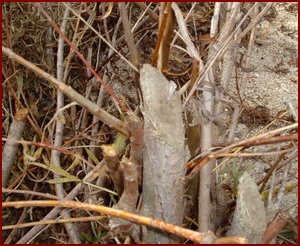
<box><xmin>229</xmin><ymin>1</ymin><xmax>298</xmax><ymax>227</ymax></box>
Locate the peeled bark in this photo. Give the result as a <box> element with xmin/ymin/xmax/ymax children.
<box><xmin>140</xmin><ymin>64</ymin><xmax>188</xmax><ymax>243</ymax></box>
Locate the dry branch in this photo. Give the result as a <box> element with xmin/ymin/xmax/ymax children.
<box><xmin>34</xmin><ymin>3</ymin><xmax>128</xmax><ymax>112</ymax></box>
<box><xmin>62</xmin><ymin>3</ymin><xmax>139</xmax><ymax>73</ymax></box>
<box><xmin>151</xmin><ymin>2</ymin><xmax>172</xmax><ymax>67</ymax></box>
<box><xmin>118</xmin><ymin>2</ymin><xmax>141</xmax><ymax>98</ymax></box>
<box><xmin>185</xmin><ymin>123</ymin><xmax>298</xmax><ymax>183</ymax></box>
<box><xmin>13</xmin><ymin>160</ymin><xmax>106</xmax><ymax>244</ymax></box>
<box><xmin>261</xmin><ymin>210</ymin><xmax>290</xmax><ymax>244</ymax></box>
<box><xmin>157</xmin><ymin>6</ymin><xmax>175</xmax><ymax>73</ymax></box>
<box><xmin>2</xmin><ymin>215</ymin><xmax>106</xmax><ymax>231</ymax></box>
<box><xmin>2</xmin><ymin>46</ymin><xmax>129</xmax><ymax>137</ymax></box>
<box><xmin>3</xmin><ymin>200</ymin><xmax>247</xmax><ymax>244</ymax></box>
<box><xmin>183</xmin><ymin>3</ymin><xmax>275</xmax><ymax>105</ymax></box>
<box><xmin>134</xmin><ymin>2</ymin><xmax>159</xmax><ymax>21</ymax></box>
<box><xmin>48</xmin><ymin>4</ymin><xmax>81</xmax><ymax>243</ymax></box>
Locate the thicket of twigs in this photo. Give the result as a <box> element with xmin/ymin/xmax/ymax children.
<box><xmin>2</xmin><ymin>2</ymin><xmax>298</xmax><ymax>244</ymax></box>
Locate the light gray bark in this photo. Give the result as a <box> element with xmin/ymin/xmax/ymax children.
<box><xmin>140</xmin><ymin>64</ymin><xmax>187</xmax><ymax>243</ymax></box>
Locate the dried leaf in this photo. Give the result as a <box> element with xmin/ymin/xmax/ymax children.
<box><xmin>29</xmin><ymin>162</ymin><xmax>81</xmax><ymax>182</ymax></box>
<box><xmin>66</xmin><ymin>152</ymin><xmax>82</xmax><ymax>172</ymax></box>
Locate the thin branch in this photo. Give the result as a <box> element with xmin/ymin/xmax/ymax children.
<box><xmin>62</xmin><ymin>2</ymin><xmax>139</xmax><ymax>73</ymax></box>
<box><xmin>2</xmin><ymin>46</ymin><xmax>129</xmax><ymax>137</ymax></box>
<box><xmin>261</xmin><ymin>210</ymin><xmax>290</xmax><ymax>244</ymax></box>
<box><xmin>210</xmin><ymin>2</ymin><xmax>221</xmax><ymax>38</ymax></box>
<box><xmin>184</xmin><ymin>3</ymin><xmax>261</xmax><ymax>105</ymax></box>
<box><xmin>2</xmin><ymin>188</ymin><xmax>60</xmax><ymax>200</ymax></box>
<box><xmin>134</xmin><ymin>2</ymin><xmax>159</xmax><ymax>21</ymax></box>
<box><xmin>118</xmin><ymin>2</ymin><xmax>141</xmax><ymax>100</ymax></box>
<box><xmin>214</xmin><ymin>133</ymin><xmax>298</xmax><ymax>148</ymax></box>
<box><xmin>2</xmin><ymin>215</ymin><xmax>106</xmax><ymax>230</ymax></box>
<box><xmin>171</xmin><ymin>2</ymin><xmax>197</xmax><ymax>46</ymax></box>
<box><xmin>51</xmin><ymin>4</ymin><xmax>81</xmax><ymax>243</ymax></box>
<box><xmin>171</xmin><ymin>3</ymin><xmax>202</xmax><ymax>62</ymax></box>
<box><xmin>227</xmin><ymin>4</ymin><xmax>258</xmax><ymax>141</ymax></box>
<box><xmin>151</xmin><ymin>2</ymin><xmax>172</xmax><ymax>66</ymax></box>
<box><xmin>236</xmin><ymin>3</ymin><xmax>275</xmax><ymax>43</ymax></box>
<box><xmin>185</xmin><ymin>123</ymin><xmax>298</xmax><ymax>183</ymax></box>
<box><xmin>3</xmin><ymin>200</ymin><xmax>247</xmax><ymax>244</ymax></box>
<box><xmin>157</xmin><ymin>6</ymin><xmax>175</xmax><ymax>73</ymax></box>
<box><xmin>34</xmin><ymin>3</ymin><xmax>128</xmax><ymax>112</ymax></box>
<box><xmin>14</xmin><ymin>160</ymin><xmax>106</xmax><ymax>244</ymax></box>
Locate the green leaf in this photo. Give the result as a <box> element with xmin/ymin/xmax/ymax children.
<box><xmin>109</xmin><ymin>192</ymin><xmax>118</xmax><ymax>205</ymax></box>
<box><xmin>112</xmin><ymin>132</ymin><xmax>128</xmax><ymax>153</ymax></box>
<box><xmin>80</xmin><ymin>232</ymin><xmax>96</xmax><ymax>243</ymax></box>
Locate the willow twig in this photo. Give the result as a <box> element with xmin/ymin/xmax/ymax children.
<box><xmin>261</xmin><ymin>210</ymin><xmax>290</xmax><ymax>244</ymax></box>
<box><xmin>118</xmin><ymin>2</ymin><xmax>141</xmax><ymax>100</ymax></box>
<box><xmin>2</xmin><ymin>188</ymin><xmax>60</xmax><ymax>200</ymax></box>
<box><xmin>14</xmin><ymin>160</ymin><xmax>105</xmax><ymax>244</ymax></box>
<box><xmin>185</xmin><ymin>123</ymin><xmax>298</xmax><ymax>183</ymax></box>
<box><xmin>3</xmin><ymin>200</ymin><xmax>247</xmax><ymax>244</ymax></box>
<box><xmin>134</xmin><ymin>2</ymin><xmax>159</xmax><ymax>21</ymax></box>
<box><xmin>157</xmin><ymin>5</ymin><xmax>175</xmax><ymax>73</ymax></box>
<box><xmin>151</xmin><ymin>2</ymin><xmax>172</xmax><ymax>66</ymax></box>
<box><xmin>2</xmin><ymin>215</ymin><xmax>106</xmax><ymax>231</ymax></box>
<box><xmin>34</xmin><ymin>3</ymin><xmax>129</xmax><ymax>112</ymax></box>
<box><xmin>51</xmin><ymin>4</ymin><xmax>81</xmax><ymax>243</ymax></box>
<box><xmin>2</xmin><ymin>46</ymin><xmax>129</xmax><ymax>137</ymax></box>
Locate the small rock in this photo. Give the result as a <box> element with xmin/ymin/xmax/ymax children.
<box><xmin>227</xmin><ymin>172</ymin><xmax>267</xmax><ymax>243</ymax></box>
